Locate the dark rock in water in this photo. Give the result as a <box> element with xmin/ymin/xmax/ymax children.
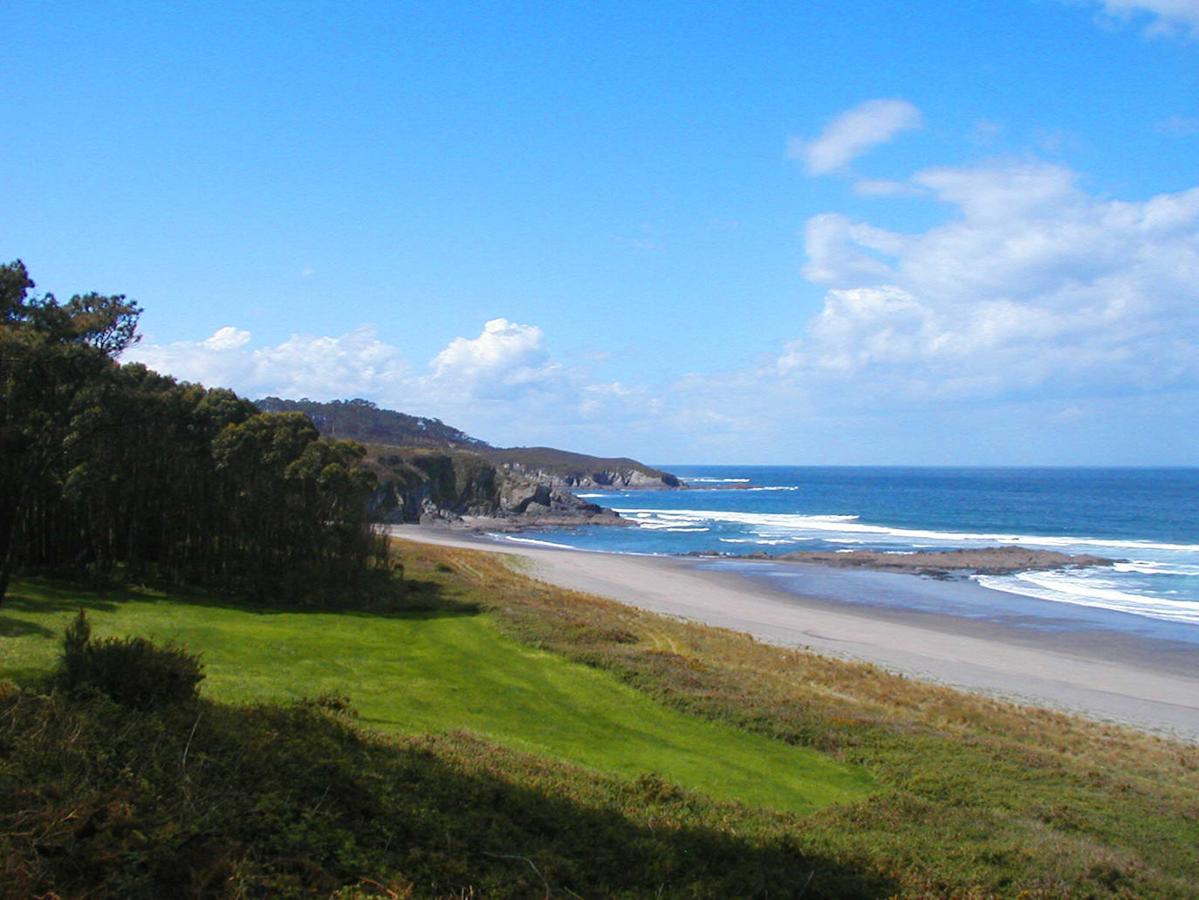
<box><xmin>771</xmin><ymin>546</ymin><xmax>1116</xmax><ymax>576</ymax></box>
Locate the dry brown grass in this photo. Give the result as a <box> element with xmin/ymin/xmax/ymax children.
<box><xmin>396</xmin><ymin>538</ymin><xmax>1199</xmax><ymax>897</ymax></box>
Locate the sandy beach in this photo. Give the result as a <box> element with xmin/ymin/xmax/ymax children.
<box><xmin>389</xmin><ymin>525</ymin><xmax>1199</xmax><ymax>741</ymax></box>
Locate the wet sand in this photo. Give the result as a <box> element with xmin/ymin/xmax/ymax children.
<box><xmin>388</xmin><ymin>525</ymin><xmax>1199</xmax><ymax>741</ymax></box>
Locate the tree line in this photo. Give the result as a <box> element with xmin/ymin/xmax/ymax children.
<box><xmin>0</xmin><ymin>261</ymin><xmax>388</xmax><ymax>605</ymax></box>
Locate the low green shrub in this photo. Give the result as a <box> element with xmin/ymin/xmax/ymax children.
<box><xmin>57</xmin><ymin>610</ymin><xmax>204</xmax><ymax>709</ymax></box>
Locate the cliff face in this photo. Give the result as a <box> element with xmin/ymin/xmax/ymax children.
<box><xmin>365</xmin><ymin>447</ymin><xmax>620</xmax><ymax>527</ymax></box>
<box><xmin>253</xmin><ymin>398</ymin><xmax>679</xmax><ymax>528</ymax></box>
<box><xmin>367</xmin><ymin>449</ymin><xmax>500</xmax><ymax>523</ymax></box>
<box><xmin>485</xmin><ymin>448</ymin><xmax>680</xmax><ymax>490</ymax></box>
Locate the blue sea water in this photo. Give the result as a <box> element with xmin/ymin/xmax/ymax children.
<box><xmin>494</xmin><ymin>467</ymin><xmax>1199</xmax><ymax>641</ymax></box>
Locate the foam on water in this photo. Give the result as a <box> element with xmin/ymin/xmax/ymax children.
<box><xmin>1112</xmin><ymin>561</ymin><xmax>1199</xmax><ymax>576</ymax></box>
<box><xmin>493</xmin><ymin>533</ymin><xmax>667</xmax><ymax>558</ymax></box>
<box><xmin>977</xmin><ymin>570</ymin><xmax>1199</xmax><ymax>625</ymax></box>
<box><xmin>600</xmin><ymin>505</ymin><xmax>1199</xmax><ymax>628</ymax></box>
<box><xmin>531</xmin><ymin>467</ymin><xmax>1199</xmax><ymax>633</ymax></box>
<box><xmin>493</xmin><ymin>534</ymin><xmax>578</xmax><ymax>550</ymax></box>
<box><xmin>612</xmin><ymin>507</ymin><xmax>1199</xmax><ymax>555</ymax></box>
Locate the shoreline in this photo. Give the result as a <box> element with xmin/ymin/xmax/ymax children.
<box><xmin>388</xmin><ymin>524</ymin><xmax>1199</xmax><ymax>742</ymax></box>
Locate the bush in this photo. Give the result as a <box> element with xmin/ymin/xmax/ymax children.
<box><xmin>57</xmin><ymin>610</ymin><xmax>204</xmax><ymax>709</ymax></box>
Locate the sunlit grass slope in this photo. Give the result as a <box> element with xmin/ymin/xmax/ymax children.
<box><xmin>0</xmin><ymin>579</ymin><xmax>871</xmax><ymax>814</ymax></box>
<box><xmin>5</xmin><ymin>540</ymin><xmax>1199</xmax><ymax>895</ymax></box>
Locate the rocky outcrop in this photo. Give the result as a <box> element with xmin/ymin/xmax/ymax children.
<box><xmin>545</xmin><ymin>468</ymin><xmax>681</xmax><ymax>490</ymax></box>
<box><xmin>497</xmin><ymin>475</ymin><xmax>622</xmax><ymax>521</ymax></box>
<box><xmin>768</xmin><ymin>546</ymin><xmax>1115</xmax><ymax>576</ymax></box>
<box><xmin>253</xmin><ymin>398</ymin><xmax>683</xmax><ymax>491</ymax></box>
<box><xmin>368</xmin><ymin>450</ymin><xmax>501</xmax><ymax>523</ymax></box>
<box><xmin>489</xmin><ymin>458</ymin><xmax>680</xmax><ymax>491</ymax></box>
<box><xmin>252</xmin><ymin>397</ymin><xmax>680</xmax><ymax>526</ymax></box>
<box><xmin>366</xmin><ymin>448</ymin><xmax>625</xmax><ymax>528</ymax></box>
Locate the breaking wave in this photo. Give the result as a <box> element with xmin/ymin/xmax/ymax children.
<box><xmin>610</xmin><ymin>508</ymin><xmax>1199</xmax><ymax>555</ymax></box>
<box><xmin>977</xmin><ymin>571</ymin><xmax>1199</xmax><ymax>626</ymax></box>
<box><xmin>608</xmin><ymin>506</ymin><xmax>1199</xmax><ymax>626</ymax></box>
<box><xmin>492</xmin><ymin>534</ymin><xmax>578</xmax><ymax>550</ymax></box>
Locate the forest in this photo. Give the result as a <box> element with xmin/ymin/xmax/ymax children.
<box><xmin>0</xmin><ymin>260</ymin><xmax>388</xmax><ymax>606</ymax></box>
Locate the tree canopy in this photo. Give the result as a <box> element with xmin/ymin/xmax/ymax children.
<box><xmin>0</xmin><ymin>261</ymin><xmax>387</xmax><ymax>605</ymax></box>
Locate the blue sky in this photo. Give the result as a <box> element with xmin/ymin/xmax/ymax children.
<box><xmin>3</xmin><ymin>1</ymin><xmax>1198</xmax><ymax>464</ymax></box>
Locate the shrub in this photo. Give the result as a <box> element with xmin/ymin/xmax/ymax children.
<box><xmin>57</xmin><ymin>610</ymin><xmax>205</xmax><ymax>709</ymax></box>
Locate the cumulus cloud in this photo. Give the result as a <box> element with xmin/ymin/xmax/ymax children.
<box><xmin>429</xmin><ymin>318</ymin><xmax>561</xmax><ymax>397</ymax></box>
<box><xmin>201</xmin><ymin>326</ymin><xmax>251</xmax><ymax>350</ymax></box>
<box><xmin>789</xmin><ymin>99</ymin><xmax>923</xmax><ymax>175</ymax></box>
<box><xmin>802</xmin><ymin>214</ymin><xmax>909</xmax><ymax>283</ymax></box>
<box><xmin>126</xmin><ymin>316</ymin><xmax>583</xmax><ymax>444</ymax></box>
<box><xmin>129</xmin><ymin>325</ymin><xmax>410</xmax><ymax>401</ymax></box>
<box><xmin>120</xmin><ymin>151</ymin><xmax>1199</xmax><ymax>463</ymax></box>
<box><xmin>852</xmin><ymin>178</ymin><xmax>926</xmax><ymax>198</ymax></box>
<box><xmin>782</xmin><ymin>159</ymin><xmax>1199</xmax><ymax>400</ymax></box>
<box><xmin>1093</xmin><ymin>0</ymin><xmax>1199</xmax><ymax>37</ymax></box>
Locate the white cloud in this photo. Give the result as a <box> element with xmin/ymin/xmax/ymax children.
<box><xmin>119</xmin><ymin>152</ymin><xmax>1199</xmax><ymax>463</ymax></box>
<box><xmin>789</xmin><ymin>99</ymin><xmax>923</xmax><ymax>175</ymax></box>
<box><xmin>782</xmin><ymin>159</ymin><xmax>1199</xmax><ymax>400</ymax></box>
<box><xmin>133</xmin><ymin>317</ymin><xmax>570</xmax><ymax>407</ymax></box>
<box><xmin>201</xmin><ymin>326</ymin><xmax>251</xmax><ymax>350</ymax></box>
<box><xmin>127</xmin><ymin>316</ymin><xmax>584</xmax><ymax>445</ymax></box>
<box><xmin>802</xmin><ymin>213</ymin><xmax>909</xmax><ymax>283</ymax></box>
<box><xmin>429</xmin><ymin>318</ymin><xmax>562</xmax><ymax>398</ymax></box>
<box><xmin>130</xmin><ymin>325</ymin><xmax>410</xmax><ymax>401</ymax></box>
<box><xmin>1094</xmin><ymin>0</ymin><xmax>1199</xmax><ymax>37</ymax></box>
<box><xmin>852</xmin><ymin>178</ymin><xmax>926</xmax><ymax>198</ymax></box>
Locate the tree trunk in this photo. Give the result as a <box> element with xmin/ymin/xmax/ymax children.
<box><xmin>0</xmin><ymin>500</ymin><xmax>15</xmax><ymax>606</ymax></box>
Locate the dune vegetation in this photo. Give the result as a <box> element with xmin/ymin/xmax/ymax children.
<box><xmin>0</xmin><ymin>576</ymin><xmax>869</xmax><ymax>815</ymax></box>
<box><xmin>3</xmin><ymin>538</ymin><xmax>1199</xmax><ymax>897</ymax></box>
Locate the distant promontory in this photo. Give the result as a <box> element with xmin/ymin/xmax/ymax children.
<box><xmin>254</xmin><ymin>398</ymin><xmax>678</xmax><ymax>527</ymax></box>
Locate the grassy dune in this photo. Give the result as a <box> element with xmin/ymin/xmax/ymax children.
<box><xmin>3</xmin><ymin>539</ymin><xmax>1199</xmax><ymax>896</ymax></box>
<box><xmin>0</xmin><ymin>581</ymin><xmax>870</xmax><ymax>814</ymax></box>
<box><xmin>410</xmin><ymin>541</ymin><xmax>1199</xmax><ymax>896</ymax></box>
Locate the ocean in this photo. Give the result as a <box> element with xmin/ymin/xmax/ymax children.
<box><xmin>492</xmin><ymin>467</ymin><xmax>1199</xmax><ymax>644</ymax></box>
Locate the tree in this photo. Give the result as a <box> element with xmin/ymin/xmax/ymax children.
<box><xmin>0</xmin><ymin>261</ymin><xmax>141</xmax><ymax>601</ymax></box>
<box><xmin>2</xmin><ymin>261</ymin><xmax>387</xmax><ymax>606</ymax></box>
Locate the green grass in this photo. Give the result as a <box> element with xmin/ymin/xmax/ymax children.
<box><xmin>1</xmin><ymin>691</ymin><xmax>890</xmax><ymax>898</ymax></box>
<box><xmin>6</xmin><ymin>540</ymin><xmax>1199</xmax><ymax>896</ymax></box>
<box><xmin>0</xmin><ymin>578</ymin><xmax>871</xmax><ymax>814</ymax></box>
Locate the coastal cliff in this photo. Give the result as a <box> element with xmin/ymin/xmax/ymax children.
<box><xmin>485</xmin><ymin>447</ymin><xmax>680</xmax><ymax>490</ymax></box>
<box><xmin>365</xmin><ymin>446</ymin><xmax>622</xmax><ymax>527</ymax></box>
<box><xmin>255</xmin><ymin>398</ymin><xmax>673</xmax><ymax>526</ymax></box>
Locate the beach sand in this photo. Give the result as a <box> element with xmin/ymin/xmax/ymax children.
<box><xmin>388</xmin><ymin>525</ymin><xmax>1199</xmax><ymax>741</ymax></box>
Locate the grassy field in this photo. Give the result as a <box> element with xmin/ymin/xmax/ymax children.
<box><xmin>0</xmin><ymin>578</ymin><xmax>870</xmax><ymax>814</ymax></box>
<box><xmin>409</xmin><ymin>540</ymin><xmax>1199</xmax><ymax>896</ymax></box>
<box><xmin>4</xmin><ymin>538</ymin><xmax>1199</xmax><ymax>896</ymax></box>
